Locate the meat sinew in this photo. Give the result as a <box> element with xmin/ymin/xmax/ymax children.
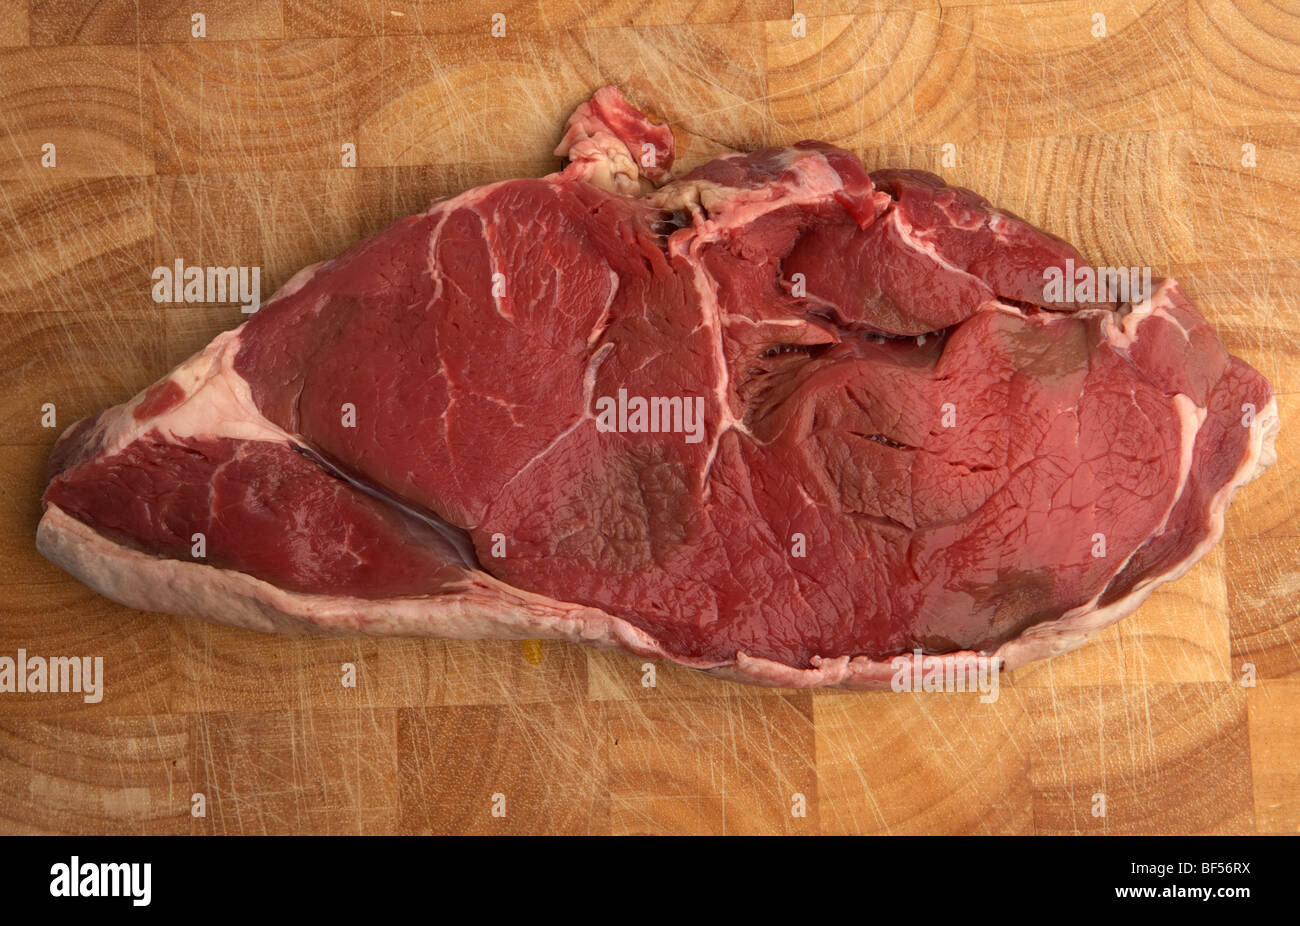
<box><xmin>38</xmin><ymin>87</ymin><xmax>1279</xmax><ymax>688</ymax></box>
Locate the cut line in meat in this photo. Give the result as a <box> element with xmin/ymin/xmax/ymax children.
<box><xmin>38</xmin><ymin>87</ymin><xmax>1279</xmax><ymax>689</ymax></box>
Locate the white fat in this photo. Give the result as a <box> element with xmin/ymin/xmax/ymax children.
<box><xmin>655</xmin><ymin>149</ymin><xmax>851</xmax><ymax>242</ymax></box>
<box><xmin>73</xmin><ymin>329</ymin><xmax>295</xmax><ymax>462</ymax></box>
<box><xmin>1159</xmin><ymin>393</ymin><xmax>1206</xmax><ymax>535</ymax></box>
<box><xmin>1104</xmin><ymin>277</ymin><xmax>1179</xmax><ymax>349</ymax></box>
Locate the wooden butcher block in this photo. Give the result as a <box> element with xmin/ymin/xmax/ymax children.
<box><xmin>0</xmin><ymin>0</ymin><xmax>1296</xmax><ymax>836</ymax></box>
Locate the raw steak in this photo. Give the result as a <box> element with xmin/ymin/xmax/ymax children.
<box><xmin>38</xmin><ymin>88</ymin><xmax>1279</xmax><ymax>688</ymax></box>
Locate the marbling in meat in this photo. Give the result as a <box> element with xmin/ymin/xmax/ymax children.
<box><xmin>39</xmin><ymin>87</ymin><xmax>1279</xmax><ymax>688</ymax></box>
